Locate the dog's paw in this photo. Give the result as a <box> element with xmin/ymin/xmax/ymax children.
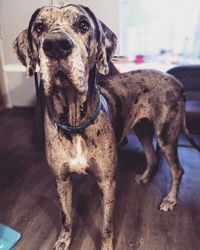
<box><xmin>160</xmin><ymin>196</ymin><xmax>177</xmax><ymax>212</ymax></box>
<box><xmin>135</xmin><ymin>174</ymin><xmax>149</xmax><ymax>184</ymax></box>
<box><xmin>101</xmin><ymin>240</ymin><xmax>114</xmax><ymax>250</ymax></box>
<box><xmin>54</xmin><ymin>238</ymin><xmax>70</xmax><ymax>250</ymax></box>
<box><xmin>101</xmin><ymin>233</ymin><xmax>113</xmax><ymax>250</ymax></box>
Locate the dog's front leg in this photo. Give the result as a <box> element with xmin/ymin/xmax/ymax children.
<box><xmin>98</xmin><ymin>178</ymin><xmax>116</xmax><ymax>250</ymax></box>
<box><xmin>54</xmin><ymin>177</ymin><xmax>72</xmax><ymax>250</ymax></box>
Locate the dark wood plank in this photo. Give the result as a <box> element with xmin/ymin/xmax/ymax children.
<box><xmin>0</xmin><ymin>108</ymin><xmax>200</xmax><ymax>250</ymax></box>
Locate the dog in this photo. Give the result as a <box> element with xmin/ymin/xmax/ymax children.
<box><xmin>13</xmin><ymin>4</ymin><xmax>200</xmax><ymax>250</ymax></box>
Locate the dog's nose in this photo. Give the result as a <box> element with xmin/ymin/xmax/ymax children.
<box><xmin>43</xmin><ymin>32</ymin><xmax>73</xmax><ymax>59</ymax></box>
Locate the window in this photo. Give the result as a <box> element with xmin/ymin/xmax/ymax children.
<box><xmin>120</xmin><ymin>0</ymin><xmax>200</xmax><ymax>64</ymax></box>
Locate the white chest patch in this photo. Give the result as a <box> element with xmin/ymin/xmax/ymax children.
<box><xmin>69</xmin><ymin>136</ymin><xmax>88</xmax><ymax>174</ymax></box>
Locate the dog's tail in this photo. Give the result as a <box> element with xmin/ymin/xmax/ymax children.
<box><xmin>182</xmin><ymin>113</ymin><xmax>200</xmax><ymax>151</ymax></box>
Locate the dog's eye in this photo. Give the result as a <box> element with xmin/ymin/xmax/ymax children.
<box><xmin>34</xmin><ymin>23</ymin><xmax>45</xmax><ymax>33</ymax></box>
<box><xmin>78</xmin><ymin>18</ymin><xmax>90</xmax><ymax>33</ymax></box>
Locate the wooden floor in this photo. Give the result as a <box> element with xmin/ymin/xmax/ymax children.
<box><xmin>0</xmin><ymin>108</ymin><xmax>200</xmax><ymax>250</ymax></box>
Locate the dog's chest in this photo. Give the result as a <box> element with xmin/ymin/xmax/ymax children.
<box><xmin>68</xmin><ymin>136</ymin><xmax>88</xmax><ymax>174</ymax></box>
<box><xmin>46</xmin><ymin>130</ymin><xmax>88</xmax><ymax>175</ymax></box>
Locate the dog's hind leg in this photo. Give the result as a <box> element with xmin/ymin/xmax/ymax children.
<box><xmin>155</xmin><ymin>124</ymin><xmax>184</xmax><ymax>211</ymax></box>
<box><xmin>134</xmin><ymin>119</ymin><xmax>158</xmax><ymax>184</ymax></box>
<box><xmin>54</xmin><ymin>177</ymin><xmax>72</xmax><ymax>250</ymax></box>
<box><xmin>157</xmin><ymin>142</ymin><xmax>184</xmax><ymax>211</ymax></box>
<box><xmin>98</xmin><ymin>177</ymin><xmax>116</xmax><ymax>250</ymax></box>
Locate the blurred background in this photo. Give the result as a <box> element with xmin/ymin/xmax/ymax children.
<box><xmin>1</xmin><ymin>0</ymin><xmax>200</xmax><ymax>108</ymax></box>
<box><xmin>119</xmin><ymin>0</ymin><xmax>200</xmax><ymax>64</ymax></box>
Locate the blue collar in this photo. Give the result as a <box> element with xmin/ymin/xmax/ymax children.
<box><xmin>48</xmin><ymin>87</ymin><xmax>101</xmax><ymax>134</ymax></box>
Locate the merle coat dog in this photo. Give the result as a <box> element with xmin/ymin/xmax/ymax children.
<box><xmin>13</xmin><ymin>4</ymin><xmax>200</xmax><ymax>250</ymax></box>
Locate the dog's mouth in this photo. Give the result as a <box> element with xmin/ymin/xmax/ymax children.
<box><xmin>55</xmin><ymin>69</ymin><xmax>67</xmax><ymax>80</ymax></box>
<box><xmin>52</xmin><ymin>68</ymin><xmax>87</xmax><ymax>95</ymax></box>
<box><xmin>41</xmin><ymin>52</ymin><xmax>88</xmax><ymax>95</ymax></box>
<box><xmin>54</xmin><ymin>69</ymin><xmax>71</xmax><ymax>87</ymax></box>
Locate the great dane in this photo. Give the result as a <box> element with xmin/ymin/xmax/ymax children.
<box><xmin>13</xmin><ymin>4</ymin><xmax>200</xmax><ymax>250</ymax></box>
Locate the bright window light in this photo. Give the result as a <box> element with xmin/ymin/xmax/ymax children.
<box><xmin>120</xmin><ymin>0</ymin><xmax>200</xmax><ymax>64</ymax></box>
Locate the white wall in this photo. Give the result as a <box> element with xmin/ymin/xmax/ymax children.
<box><xmin>0</xmin><ymin>0</ymin><xmax>119</xmax><ymax>107</ymax></box>
<box><xmin>0</xmin><ymin>0</ymin><xmax>49</xmax><ymax>107</ymax></box>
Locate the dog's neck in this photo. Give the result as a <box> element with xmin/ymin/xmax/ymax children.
<box><xmin>45</xmin><ymin>67</ymin><xmax>99</xmax><ymax>128</ymax></box>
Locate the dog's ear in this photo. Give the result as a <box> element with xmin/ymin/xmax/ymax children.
<box><xmin>95</xmin><ymin>20</ymin><xmax>117</xmax><ymax>75</ymax></box>
<box><xmin>81</xmin><ymin>6</ymin><xmax>117</xmax><ymax>75</ymax></box>
<box><xmin>100</xmin><ymin>21</ymin><xmax>117</xmax><ymax>64</ymax></box>
<box><xmin>13</xmin><ymin>8</ymin><xmax>41</xmax><ymax>77</ymax></box>
<box><xmin>13</xmin><ymin>29</ymin><xmax>36</xmax><ymax>77</ymax></box>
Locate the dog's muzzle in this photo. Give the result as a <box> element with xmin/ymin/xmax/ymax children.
<box><xmin>43</xmin><ymin>32</ymin><xmax>74</xmax><ymax>60</ymax></box>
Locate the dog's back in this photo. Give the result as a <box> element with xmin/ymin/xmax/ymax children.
<box><xmin>100</xmin><ymin>69</ymin><xmax>185</xmax><ymax>145</ymax></box>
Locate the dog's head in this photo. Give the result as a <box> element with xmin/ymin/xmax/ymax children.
<box><xmin>13</xmin><ymin>5</ymin><xmax>117</xmax><ymax>95</ymax></box>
